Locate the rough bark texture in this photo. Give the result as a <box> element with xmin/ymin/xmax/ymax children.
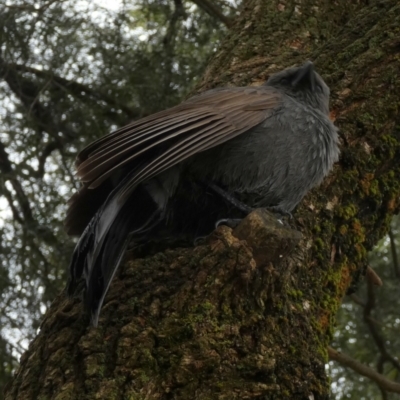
<box><xmin>4</xmin><ymin>0</ymin><xmax>400</xmax><ymax>399</ymax></box>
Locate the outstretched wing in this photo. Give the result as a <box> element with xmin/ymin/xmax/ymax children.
<box><xmin>77</xmin><ymin>86</ymin><xmax>282</xmax><ymax>191</ymax></box>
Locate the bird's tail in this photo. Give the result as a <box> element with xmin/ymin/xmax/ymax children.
<box><xmin>67</xmin><ymin>179</ymin><xmax>163</xmax><ymax>326</ymax></box>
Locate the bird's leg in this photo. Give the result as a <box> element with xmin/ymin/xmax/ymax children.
<box><xmin>205</xmin><ymin>182</ymin><xmax>254</xmax><ymax>229</ymax></box>
<box><xmin>207</xmin><ymin>182</ymin><xmax>253</xmax><ymax>214</ymax></box>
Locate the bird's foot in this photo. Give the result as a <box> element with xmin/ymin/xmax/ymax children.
<box><xmin>215</xmin><ymin>218</ymin><xmax>243</xmax><ymax>229</ymax></box>
<box><xmin>266</xmin><ymin>206</ymin><xmax>293</xmax><ymax>219</ymax></box>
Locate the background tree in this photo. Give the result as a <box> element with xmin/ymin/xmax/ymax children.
<box><xmin>1</xmin><ymin>0</ymin><xmax>400</xmax><ymax>398</ymax></box>
<box><xmin>330</xmin><ymin>215</ymin><xmax>400</xmax><ymax>399</ymax></box>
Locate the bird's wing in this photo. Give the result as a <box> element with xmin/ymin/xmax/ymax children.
<box><xmin>75</xmin><ymin>86</ymin><xmax>282</xmax><ymax>198</ymax></box>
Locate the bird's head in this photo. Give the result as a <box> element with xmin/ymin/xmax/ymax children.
<box><xmin>266</xmin><ymin>61</ymin><xmax>330</xmax><ymax>115</ymax></box>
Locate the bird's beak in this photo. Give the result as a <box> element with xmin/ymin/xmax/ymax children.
<box><xmin>292</xmin><ymin>61</ymin><xmax>316</xmax><ymax>91</ymax></box>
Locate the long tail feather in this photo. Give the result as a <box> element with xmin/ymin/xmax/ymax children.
<box><xmin>68</xmin><ymin>180</ymin><xmax>163</xmax><ymax>326</ymax></box>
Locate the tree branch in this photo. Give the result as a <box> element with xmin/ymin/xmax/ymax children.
<box><xmin>0</xmin><ymin>141</ymin><xmax>35</xmax><ymax>225</ymax></box>
<box><xmin>191</xmin><ymin>0</ymin><xmax>233</xmax><ymax>27</ymax></box>
<box><xmin>328</xmin><ymin>347</ymin><xmax>400</xmax><ymax>394</ymax></box>
<box><xmin>366</xmin><ymin>265</ymin><xmax>383</xmax><ymax>287</ymax></box>
<box><xmin>0</xmin><ymin>141</ymin><xmax>59</xmax><ymax>245</ymax></box>
<box><xmin>377</xmin><ymin>355</ymin><xmax>389</xmax><ymax>400</ymax></box>
<box><xmin>350</xmin><ymin>293</ymin><xmax>366</xmax><ymax>307</ymax></box>
<box><xmin>364</xmin><ymin>280</ymin><xmax>400</xmax><ymax>371</ymax></box>
<box><xmin>37</xmin><ymin>141</ymin><xmax>62</xmax><ymax>178</ymax></box>
<box><xmin>388</xmin><ymin>228</ymin><xmax>400</xmax><ymax>279</ymax></box>
<box><xmin>161</xmin><ymin>0</ymin><xmax>185</xmax><ymax>101</ymax></box>
<box><xmin>5</xmin><ymin>62</ymin><xmax>140</xmax><ymax>119</ymax></box>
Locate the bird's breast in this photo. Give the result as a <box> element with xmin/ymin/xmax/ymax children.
<box><xmin>187</xmin><ymin>105</ymin><xmax>338</xmax><ymax>210</ymax></box>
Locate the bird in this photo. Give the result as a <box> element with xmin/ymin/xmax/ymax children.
<box><xmin>65</xmin><ymin>61</ymin><xmax>339</xmax><ymax>326</ymax></box>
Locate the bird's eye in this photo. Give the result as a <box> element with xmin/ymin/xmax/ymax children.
<box><xmin>280</xmin><ymin>78</ymin><xmax>290</xmax><ymax>85</ymax></box>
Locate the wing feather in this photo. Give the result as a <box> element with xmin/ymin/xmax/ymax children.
<box><xmin>76</xmin><ymin>86</ymin><xmax>282</xmax><ymax>197</ymax></box>
<box><xmin>85</xmin><ymin>114</ymin><xmax>225</xmax><ymax>186</ymax></box>
<box><xmin>83</xmin><ymin>109</ymin><xmax>211</xmax><ymax>162</ymax></box>
<box><xmin>120</xmin><ymin>122</ymin><xmax>231</xmax><ymax>196</ymax></box>
<box><xmin>78</xmin><ymin>110</ymin><xmax>205</xmax><ymax>160</ymax></box>
<box><xmin>79</xmin><ymin>112</ymin><xmax>222</xmax><ymax>183</ymax></box>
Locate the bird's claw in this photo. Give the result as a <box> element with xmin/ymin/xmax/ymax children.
<box><xmin>215</xmin><ymin>218</ymin><xmax>243</xmax><ymax>229</ymax></box>
<box><xmin>193</xmin><ymin>236</ymin><xmax>207</xmax><ymax>246</ymax></box>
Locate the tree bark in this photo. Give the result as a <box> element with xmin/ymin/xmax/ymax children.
<box><xmin>4</xmin><ymin>0</ymin><xmax>400</xmax><ymax>399</ymax></box>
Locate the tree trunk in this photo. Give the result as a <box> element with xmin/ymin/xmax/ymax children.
<box><xmin>4</xmin><ymin>0</ymin><xmax>400</xmax><ymax>399</ymax></box>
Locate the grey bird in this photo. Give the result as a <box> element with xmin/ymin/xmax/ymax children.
<box><xmin>66</xmin><ymin>61</ymin><xmax>339</xmax><ymax>326</ymax></box>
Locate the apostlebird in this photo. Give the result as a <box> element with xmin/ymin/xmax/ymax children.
<box><xmin>66</xmin><ymin>61</ymin><xmax>339</xmax><ymax>326</ymax></box>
